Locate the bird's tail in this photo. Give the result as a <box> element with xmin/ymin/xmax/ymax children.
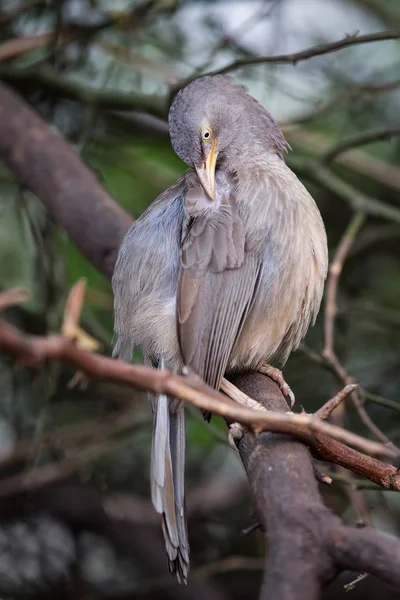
<box><xmin>151</xmin><ymin>393</ymin><xmax>189</xmax><ymax>583</ymax></box>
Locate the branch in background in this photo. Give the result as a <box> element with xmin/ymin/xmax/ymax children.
<box><xmin>322</xmin><ymin>212</ymin><xmax>397</xmax><ymax>449</ymax></box>
<box><xmin>285</xmin><ymin>126</ymin><xmax>400</xmax><ymax>193</ymax></box>
<box><xmin>0</xmin><ymin>66</ymin><xmax>167</xmax><ymax>116</ymax></box>
<box><xmin>321</xmin><ymin>211</ymin><xmax>375</xmax><ymax>527</ymax></box>
<box><xmin>282</xmin><ymin>78</ymin><xmax>400</xmax><ymax>130</ymax></box>
<box><xmin>0</xmin><ymin>482</ymin><xmax>227</xmax><ymax>600</ymax></box>
<box><xmin>0</xmin><ymin>0</ymin><xmax>45</xmax><ymax>25</ymax></box>
<box><xmin>290</xmin><ymin>155</ymin><xmax>400</xmax><ymax>223</ymax></box>
<box><xmin>0</xmin><ymin>288</ymin><xmax>28</xmax><ymax>312</ymax></box>
<box><xmin>0</xmin><ymin>83</ymin><xmax>132</xmax><ymax>278</ymax></box>
<box><xmin>0</xmin><ymin>33</ymin><xmax>52</xmax><ymax>62</ymax></box>
<box><xmin>323</xmin><ymin>212</ymin><xmax>365</xmax><ymax>361</ymax></box>
<box><xmin>204</xmin><ymin>30</ymin><xmax>400</xmax><ymax>77</ymax></box>
<box><xmin>322</xmin><ymin>126</ymin><xmax>400</xmax><ymax>164</ymax></box>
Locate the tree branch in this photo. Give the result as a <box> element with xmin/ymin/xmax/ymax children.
<box><xmin>0</xmin><ymin>314</ymin><xmax>397</xmax><ymax>463</ymax></box>
<box><xmin>0</xmin><ymin>65</ymin><xmax>167</xmax><ymax>115</ymax></box>
<box><xmin>323</xmin><ymin>213</ymin><xmax>365</xmax><ymax>360</ymax></box>
<box><xmin>333</xmin><ymin>525</ymin><xmax>400</xmax><ymax>588</ymax></box>
<box><xmin>286</xmin><ymin>126</ymin><xmax>400</xmax><ymax>193</ymax></box>
<box><xmin>230</xmin><ymin>373</ymin><xmax>400</xmax><ymax>600</ymax></box>
<box><xmin>290</xmin><ymin>156</ymin><xmax>400</xmax><ymax>224</ymax></box>
<box><xmin>322</xmin><ymin>126</ymin><xmax>400</xmax><ymax>164</ymax></box>
<box><xmin>322</xmin><ymin>211</ymin><xmax>397</xmax><ymax>449</ymax></box>
<box><xmin>204</xmin><ymin>30</ymin><xmax>400</xmax><ymax>76</ymax></box>
<box><xmin>315</xmin><ymin>384</ymin><xmax>357</xmax><ymax>419</ymax></box>
<box><xmin>0</xmin><ymin>83</ymin><xmax>133</xmax><ymax>278</ymax></box>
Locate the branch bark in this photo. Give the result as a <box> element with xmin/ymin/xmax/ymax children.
<box><xmin>230</xmin><ymin>373</ymin><xmax>400</xmax><ymax>600</ymax></box>
<box><xmin>0</xmin><ymin>316</ymin><xmax>398</xmax><ymax>464</ymax></box>
<box><xmin>0</xmin><ymin>83</ymin><xmax>132</xmax><ymax>278</ymax></box>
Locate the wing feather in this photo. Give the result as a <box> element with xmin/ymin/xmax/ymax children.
<box><xmin>178</xmin><ymin>185</ymin><xmax>261</xmax><ymax>392</ymax></box>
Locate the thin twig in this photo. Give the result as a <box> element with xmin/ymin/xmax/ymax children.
<box><xmin>0</xmin><ymin>440</ymin><xmax>115</xmax><ymax>498</ymax></box>
<box><xmin>323</xmin><ymin>212</ymin><xmax>365</xmax><ymax>359</ymax></box>
<box><xmin>0</xmin><ymin>65</ymin><xmax>166</xmax><ymax>116</ymax></box>
<box><xmin>322</xmin><ymin>126</ymin><xmax>400</xmax><ymax>164</ymax></box>
<box><xmin>0</xmin><ymin>34</ymin><xmax>52</xmax><ymax>63</ymax></box>
<box><xmin>203</xmin><ymin>30</ymin><xmax>400</xmax><ymax>77</ymax></box>
<box><xmin>290</xmin><ymin>156</ymin><xmax>400</xmax><ymax>223</ymax></box>
<box><xmin>322</xmin><ymin>212</ymin><xmax>397</xmax><ymax>448</ymax></box>
<box><xmin>315</xmin><ymin>384</ymin><xmax>358</xmax><ymax>420</ymax></box>
<box><xmin>321</xmin><ymin>212</ymin><xmax>388</xmax><ymax>526</ymax></box>
<box><xmin>0</xmin><ymin>406</ymin><xmax>149</xmax><ymax>472</ymax></box>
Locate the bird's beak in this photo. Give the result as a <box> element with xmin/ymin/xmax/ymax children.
<box><xmin>196</xmin><ymin>140</ymin><xmax>218</xmax><ymax>201</ymax></box>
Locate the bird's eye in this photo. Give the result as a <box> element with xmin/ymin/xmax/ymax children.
<box><xmin>201</xmin><ymin>126</ymin><xmax>212</xmax><ymax>142</ymax></box>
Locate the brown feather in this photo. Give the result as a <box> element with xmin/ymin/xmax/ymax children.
<box><xmin>177</xmin><ymin>183</ymin><xmax>261</xmax><ymax>405</ymax></box>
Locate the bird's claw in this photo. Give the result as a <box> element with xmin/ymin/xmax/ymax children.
<box><xmin>258</xmin><ymin>364</ymin><xmax>295</xmax><ymax>408</ymax></box>
<box><xmin>229</xmin><ymin>422</ymin><xmax>244</xmax><ymax>449</ymax></box>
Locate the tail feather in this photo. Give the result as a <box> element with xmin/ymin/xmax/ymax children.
<box><xmin>114</xmin><ymin>348</ymin><xmax>189</xmax><ymax>579</ymax></box>
<box><xmin>170</xmin><ymin>406</ymin><xmax>189</xmax><ymax>565</ymax></box>
<box><xmin>151</xmin><ymin>393</ymin><xmax>189</xmax><ymax>583</ymax></box>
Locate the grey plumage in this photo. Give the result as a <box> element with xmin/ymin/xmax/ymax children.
<box><xmin>112</xmin><ymin>75</ymin><xmax>328</xmax><ymax>583</ymax></box>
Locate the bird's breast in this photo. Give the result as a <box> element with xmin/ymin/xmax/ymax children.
<box><xmin>227</xmin><ymin>162</ymin><xmax>327</xmax><ymax>369</ymax></box>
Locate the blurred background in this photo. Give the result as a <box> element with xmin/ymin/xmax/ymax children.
<box><xmin>0</xmin><ymin>0</ymin><xmax>400</xmax><ymax>598</ymax></box>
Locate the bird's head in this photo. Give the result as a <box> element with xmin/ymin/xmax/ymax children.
<box><xmin>168</xmin><ymin>75</ymin><xmax>290</xmax><ymax>200</ymax></box>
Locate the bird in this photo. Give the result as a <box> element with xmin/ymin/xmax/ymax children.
<box><xmin>112</xmin><ymin>75</ymin><xmax>328</xmax><ymax>584</ymax></box>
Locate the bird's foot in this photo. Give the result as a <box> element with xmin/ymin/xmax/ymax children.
<box><xmin>220</xmin><ymin>379</ymin><xmax>267</xmax><ymax>412</ymax></box>
<box><xmin>258</xmin><ymin>364</ymin><xmax>295</xmax><ymax>408</ymax></box>
<box><xmin>228</xmin><ymin>422</ymin><xmax>245</xmax><ymax>449</ymax></box>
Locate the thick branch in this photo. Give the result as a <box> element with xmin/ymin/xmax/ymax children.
<box><xmin>205</xmin><ymin>30</ymin><xmax>400</xmax><ymax>76</ymax></box>
<box><xmin>333</xmin><ymin>526</ymin><xmax>400</xmax><ymax>588</ymax></box>
<box><xmin>231</xmin><ymin>373</ymin><xmax>336</xmax><ymax>600</ymax></box>
<box><xmin>230</xmin><ymin>373</ymin><xmax>400</xmax><ymax>600</ymax></box>
<box><xmin>0</xmin><ymin>83</ymin><xmax>133</xmax><ymax>278</ymax></box>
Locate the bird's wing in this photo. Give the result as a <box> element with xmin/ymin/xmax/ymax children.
<box><xmin>177</xmin><ymin>185</ymin><xmax>261</xmax><ymax>391</ymax></box>
<box><xmin>112</xmin><ymin>177</ymin><xmax>186</xmax><ymax>362</ymax></box>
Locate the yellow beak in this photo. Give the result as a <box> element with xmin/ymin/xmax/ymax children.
<box><xmin>195</xmin><ymin>140</ymin><xmax>218</xmax><ymax>201</ymax></box>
